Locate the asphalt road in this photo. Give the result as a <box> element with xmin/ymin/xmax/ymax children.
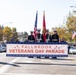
<box><xmin>0</xmin><ymin>53</ymin><xmax>76</xmax><ymax>75</ymax></box>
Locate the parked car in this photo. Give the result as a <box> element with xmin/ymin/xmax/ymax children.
<box><xmin>69</xmin><ymin>47</ymin><xmax>76</xmax><ymax>54</ymax></box>
<box><xmin>0</xmin><ymin>44</ymin><xmax>6</xmax><ymax>52</ymax></box>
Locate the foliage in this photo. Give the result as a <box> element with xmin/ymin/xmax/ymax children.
<box><xmin>66</xmin><ymin>12</ymin><xmax>76</xmax><ymax>42</ymax></box>
<box><xmin>12</xmin><ymin>27</ymin><xmax>18</xmax><ymax>41</ymax></box>
<box><xmin>0</xmin><ymin>27</ymin><xmax>3</xmax><ymax>41</ymax></box>
<box><xmin>3</xmin><ymin>26</ymin><xmax>12</xmax><ymax>41</ymax></box>
<box><xmin>52</xmin><ymin>11</ymin><xmax>76</xmax><ymax>42</ymax></box>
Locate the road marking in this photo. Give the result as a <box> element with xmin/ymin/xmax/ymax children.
<box><xmin>0</xmin><ymin>57</ymin><xmax>21</xmax><ymax>74</ymax></box>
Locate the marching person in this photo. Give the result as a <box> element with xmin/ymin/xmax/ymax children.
<box><xmin>42</xmin><ymin>29</ymin><xmax>52</xmax><ymax>42</ymax></box>
<box><xmin>51</xmin><ymin>30</ymin><xmax>59</xmax><ymax>59</ymax></box>
<box><xmin>36</xmin><ymin>29</ymin><xmax>42</xmax><ymax>58</ymax></box>
<box><xmin>45</xmin><ymin>29</ymin><xmax>52</xmax><ymax>42</ymax></box>
<box><xmin>52</xmin><ymin>30</ymin><xmax>59</xmax><ymax>42</ymax></box>
<box><xmin>28</xmin><ymin>31</ymin><xmax>35</xmax><ymax>42</ymax></box>
<box><xmin>36</xmin><ymin>29</ymin><xmax>42</xmax><ymax>42</ymax></box>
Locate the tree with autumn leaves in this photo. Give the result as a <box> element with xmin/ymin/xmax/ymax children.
<box><xmin>0</xmin><ymin>11</ymin><xmax>76</xmax><ymax>42</ymax></box>
<box><xmin>52</xmin><ymin>11</ymin><xmax>76</xmax><ymax>42</ymax></box>
<box><xmin>0</xmin><ymin>26</ymin><xmax>3</xmax><ymax>41</ymax></box>
<box><xmin>3</xmin><ymin>26</ymin><xmax>18</xmax><ymax>41</ymax></box>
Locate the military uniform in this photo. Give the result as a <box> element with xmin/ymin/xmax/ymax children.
<box><xmin>42</xmin><ymin>30</ymin><xmax>52</xmax><ymax>42</ymax></box>
<box><xmin>46</xmin><ymin>34</ymin><xmax>52</xmax><ymax>42</ymax></box>
<box><xmin>28</xmin><ymin>31</ymin><xmax>35</xmax><ymax>42</ymax></box>
<box><xmin>52</xmin><ymin>30</ymin><xmax>59</xmax><ymax>42</ymax></box>
<box><xmin>51</xmin><ymin>30</ymin><xmax>59</xmax><ymax>59</ymax></box>
<box><xmin>36</xmin><ymin>29</ymin><xmax>42</xmax><ymax>42</ymax></box>
<box><xmin>46</xmin><ymin>30</ymin><xmax>52</xmax><ymax>42</ymax></box>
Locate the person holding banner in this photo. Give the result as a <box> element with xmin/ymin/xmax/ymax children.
<box><xmin>36</xmin><ymin>29</ymin><xmax>42</xmax><ymax>42</ymax></box>
<box><xmin>28</xmin><ymin>31</ymin><xmax>35</xmax><ymax>42</ymax></box>
<box><xmin>41</xmin><ymin>29</ymin><xmax>52</xmax><ymax>43</ymax></box>
<box><xmin>52</xmin><ymin>30</ymin><xmax>59</xmax><ymax>42</ymax></box>
<box><xmin>52</xmin><ymin>30</ymin><xmax>59</xmax><ymax>59</ymax></box>
<box><xmin>45</xmin><ymin>29</ymin><xmax>52</xmax><ymax>42</ymax></box>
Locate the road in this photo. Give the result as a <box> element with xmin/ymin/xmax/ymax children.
<box><xmin>0</xmin><ymin>53</ymin><xmax>76</xmax><ymax>75</ymax></box>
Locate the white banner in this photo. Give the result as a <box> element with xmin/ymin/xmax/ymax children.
<box><xmin>7</xmin><ymin>44</ymin><xmax>68</xmax><ymax>55</ymax></box>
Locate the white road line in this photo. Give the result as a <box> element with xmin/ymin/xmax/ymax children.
<box><xmin>0</xmin><ymin>57</ymin><xmax>21</xmax><ymax>74</ymax></box>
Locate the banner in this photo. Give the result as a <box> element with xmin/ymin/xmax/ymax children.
<box><xmin>6</xmin><ymin>43</ymin><xmax>68</xmax><ymax>57</ymax></box>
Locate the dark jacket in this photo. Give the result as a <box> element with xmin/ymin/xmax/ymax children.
<box><xmin>41</xmin><ymin>34</ymin><xmax>52</xmax><ymax>42</ymax></box>
<box><xmin>52</xmin><ymin>34</ymin><xmax>59</xmax><ymax>42</ymax></box>
<box><xmin>46</xmin><ymin>34</ymin><xmax>52</xmax><ymax>42</ymax></box>
<box><xmin>36</xmin><ymin>33</ymin><xmax>42</xmax><ymax>42</ymax></box>
<box><xmin>28</xmin><ymin>35</ymin><xmax>35</xmax><ymax>42</ymax></box>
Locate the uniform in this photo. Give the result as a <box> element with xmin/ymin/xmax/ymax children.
<box><xmin>28</xmin><ymin>35</ymin><xmax>35</xmax><ymax>42</ymax></box>
<box><xmin>51</xmin><ymin>30</ymin><xmax>59</xmax><ymax>59</ymax></box>
<box><xmin>42</xmin><ymin>33</ymin><xmax>52</xmax><ymax>42</ymax></box>
<box><xmin>52</xmin><ymin>34</ymin><xmax>59</xmax><ymax>42</ymax></box>
<box><xmin>36</xmin><ymin>33</ymin><xmax>42</xmax><ymax>42</ymax></box>
<box><xmin>46</xmin><ymin>34</ymin><xmax>52</xmax><ymax>42</ymax></box>
<box><xmin>42</xmin><ymin>29</ymin><xmax>52</xmax><ymax>42</ymax></box>
<box><xmin>28</xmin><ymin>31</ymin><xmax>35</xmax><ymax>42</ymax></box>
<box><xmin>36</xmin><ymin>29</ymin><xmax>42</xmax><ymax>42</ymax></box>
<box><xmin>46</xmin><ymin>30</ymin><xmax>52</xmax><ymax>42</ymax></box>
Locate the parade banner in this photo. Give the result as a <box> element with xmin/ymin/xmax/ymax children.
<box><xmin>6</xmin><ymin>42</ymin><xmax>68</xmax><ymax>57</ymax></box>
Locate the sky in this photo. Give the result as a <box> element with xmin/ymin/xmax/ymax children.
<box><xmin>0</xmin><ymin>0</ymin><xmax>76</xmax><ymax>34</ymax></box>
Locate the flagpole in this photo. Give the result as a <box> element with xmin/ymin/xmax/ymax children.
<box><xmin>34</xmin><ymin>11</ymin><xmax>38</xmax><ymax>40</ymax></box>
<box><xmin>42</xmin><ymin>11</ymin><xmax>46</xmax><ymax>42</ymax></box>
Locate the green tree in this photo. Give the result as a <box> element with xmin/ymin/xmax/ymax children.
<box><xmin>3</xmin><ymin>26</ymin><xmax>12</xmax><ymax>41</ymax></box>
<box><xmin>12</xmin><ymin>28</ymin><xmax>18</xmax><ymax>41</ymax></box>
<box><xmin>52</xmin><ymin>26</ymin><xmax>66</xmax><ymax>41</ymax></box>
<box><xmin>23</xmin><ymin>32</ymin><xmax>28</xmax><ymax>38</ymax></box>
<box><xmin>66</xmin><ymin>11</ymin><xmax>76</xmax><ymax>42</ymax></box>
<box><xmin>0</xmin><ymin>27</ymin><xmax>3</xmax><ymax>41</ymax></box>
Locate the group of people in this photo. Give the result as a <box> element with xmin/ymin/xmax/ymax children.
<box><xmin>28</xmin><ymin>29</ymin><xmax>60</xmax><ymax>59</ymax></box>
<box><xmin>28</xmin><ymin>29</ymin><xmax>59</xmax><ymax>43</ymax></box>
<box><xmin>10</xmin><ymin>29</ymin><xmax>67</xmax><ymax>59</ymax></box>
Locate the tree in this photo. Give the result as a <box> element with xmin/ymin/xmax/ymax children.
<box><xmin>0</xmin><ymin>27</ymin><xmax>3</xmax><ymax>41</ymax></box>
<box><xmin>66</xmin><ymin>11</ymin><xmax>76</xmax><ymax>42</ymax></box>
<box><xmin>12</xmin><ymin>27</ymin><xmax>18</xmax><ymax>41</ymax></box>
<box><xmin>51</xmin><ymin>11</ymin><xmax>76</xmax><ymax>42</ymax></box>
<box><xmin>3</xmin><ymin>26</ymin><xmax>12</xmax><ymax>41</ymax></box>
<box><xmin>52</xmin><ymin>26</ymin><xmax>66</xmax><ymax>41</ymax></box>
<box><xmin>23</xmin><ymin>32</ymin><xmax>28</xmax><ymax>38</ymax></box>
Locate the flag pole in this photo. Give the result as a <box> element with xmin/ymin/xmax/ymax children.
<box><xmin>42</xmin><ymin>11</ymin><xmax>46</xmax><ymax>42</ymax></box>
<box><xmin>34</xmin><ymin>11</ymin><xmax>38</xmax><ymax>40</ymax></box>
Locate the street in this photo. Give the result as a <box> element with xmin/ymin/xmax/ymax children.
<box><xmin>0</xmin><ymin>53</ymin><xmax>76</xmax><ymax>75</ymax></box>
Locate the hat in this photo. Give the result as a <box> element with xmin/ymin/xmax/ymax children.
<box><xmin>37</xmin><ymin>29</ymin><xmax>41</xmax><ymax>32</ymax></box>
<box><xmin>54</xmin><ymin>30</ymin><xmax>57</xmax><ymax>32</ymax></box>
<box><xmin>30</xmin><ymin>31</ymin><xmax>33</xmax><ymax>33</ymax></box>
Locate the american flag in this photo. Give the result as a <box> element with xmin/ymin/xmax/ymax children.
<box><xmin>34</xmin><ymin>11</ymin><xmax>38</xmax><ymax>39</ymax></box>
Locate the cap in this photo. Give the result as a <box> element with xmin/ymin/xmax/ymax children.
<box><xmin>54</xmin><ymin>30</ymin><xmax>57</xmax><ymax>32</ymax></box>
<box><xmin>37</xmin><ymin>29</ymin><xmax>41</xmax><ymax>32</ymax></box>
<box><xmin>30</xmin><ymin>31</ymin><xmax>33</xmax><ymax>33</ymax></box>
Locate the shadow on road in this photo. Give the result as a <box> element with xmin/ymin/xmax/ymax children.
<box><xmin>15</xmin><ymin>62</ymin><xmax>76</xmax><ymax>66</ymax></box>
<box><xmin>0</xmin><ymin>62</ymin><xmax>20</xmax><ymax>67</ymax></box>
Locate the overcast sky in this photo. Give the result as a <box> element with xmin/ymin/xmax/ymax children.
<box><xmin>0</xmin><ymin>0</ymin><xmax>76</xmax><ymax>34</ymax></box>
